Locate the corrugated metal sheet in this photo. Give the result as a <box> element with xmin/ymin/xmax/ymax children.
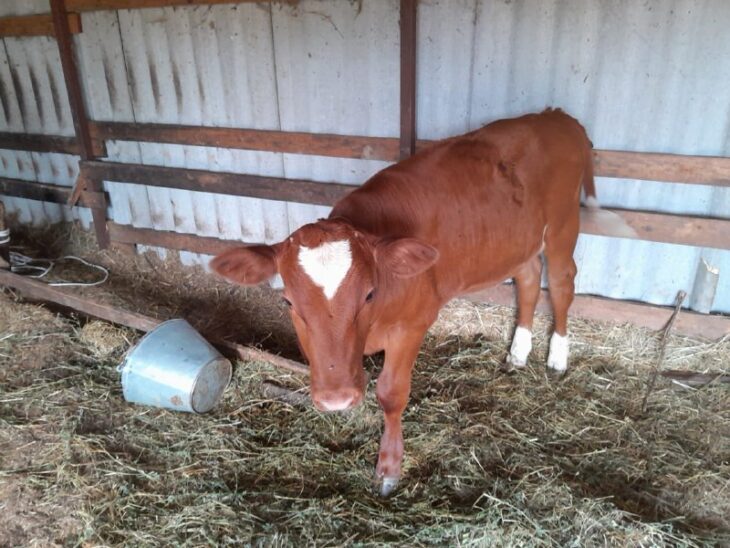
<box><xmin>417</xmin><ymin>0</ymin><xmax>730</xmax><ymax>312</ymax></box>
<box><xmin>0</xmin><ymin>0</ymin><xmax>728</xmax><ymax>311</ymax></box>
<box><xmin>0</xmin><ymin>15</ymin><xmax>91</xmax><ymax>227</ymax></box>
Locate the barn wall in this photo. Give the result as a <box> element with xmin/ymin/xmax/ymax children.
<box><xmin>0</xmin><ymin>0</ymin><xmax>729</xmax><ymax>311</ymax></box>
<box><xmin>0</xmin><ymin>0</ymin><xmax>92</xmax><ymax>227</ymax></box>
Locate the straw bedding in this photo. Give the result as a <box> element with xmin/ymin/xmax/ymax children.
<box><xmin>0</xmin><ymin>225</ymin><xmax>728</xmax><ymax>546</ymax></box>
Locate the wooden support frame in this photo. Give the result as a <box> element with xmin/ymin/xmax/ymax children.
<box><xmin>0</xmin><ymin>13</ymin><xmax>81</xmax><ymax>38</ymax></box>
<box><xmin>0</xmin><ymin>132</ymin><xmax>81</xmax><ymax>155</ymax></box>
<box><xmin>0</xmin><ymin>176</ymin><xmax>105</xmax><ymax>208</ymax></box>
<box><xmin>399</xmin><ymin>0</ymin><xmax>418</xmax><ymax>160</ymax></box>
<box><xmin>80</xmin><ymin>160</ymin><xmax>355</xmax><ymax>206</ymax></box>
<box><xmin>83</xmin><ymin>159</ymin><xmax>730</xmax><ymax>250</ymax></box>
<box><xmin>89</xmin><ymin>122</ymin><xmax>399</xmax><ymax>162</ymax></box>
<box><xmin>594</xmin><ymin>150</ymin><xmax>730</xmax><ymax>186</ymax></box>
<box><xmin>108</xmin><ymin>222</ymin><xmax>244</xmax><ymax>255</ymax></box>
<box><xmin>51</xmin><ymin>0</ymin><xmax>110</xmax><ymax>248</ymax></box>
<box><xmin>580</xmin><ymin>208</ymin><xmax>730</xmax><ymax>250</ymax></box>
<box><xmin>88</xmin><ymin>121</ymin><xmax>730</xmax><ymax>186</ymax></box>
<box><xmin>0</xmin><ymin>268</ymin><xmax>310</xmax><ymax>375</ymax></box>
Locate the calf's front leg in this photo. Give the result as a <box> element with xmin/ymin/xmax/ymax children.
<box><xmin>375</xmin><ymin>329</ymin><xmax>425</xmax><ymax>496</ymax></box>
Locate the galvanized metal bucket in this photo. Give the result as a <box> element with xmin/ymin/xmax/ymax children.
<box><xmin>119</xmin><ymin>319</ymin><xmax>232</xmax><ymax>413</ymax></box>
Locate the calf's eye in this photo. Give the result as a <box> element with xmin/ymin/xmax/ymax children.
<box><xmin>282</xmin><ymin>297</ymin><xmax>292</xmax><ymax>308</ymax></box>
<box><xmin>365</xmin><ymin>289</ymin><xmax>376</xmax><ymax>303</ymax></box>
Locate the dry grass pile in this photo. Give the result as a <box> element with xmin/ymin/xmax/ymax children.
<box><xmin>0</xmin><ymin>223</ymin><xmax>728</xmax><ymax>546</ymax></box>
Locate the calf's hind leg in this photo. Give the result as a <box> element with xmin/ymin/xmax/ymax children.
<box><xmin>507</xmin><ymin>255</ymin><xmax>543</xmax><ymax>367</ymax></box>
<box><xmin>544</xmin><ymin>220</ymin><xmax>579</xmax><ymax>372</ymax></box>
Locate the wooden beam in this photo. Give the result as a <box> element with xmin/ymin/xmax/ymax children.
<box><xmin>0</xmin><ymin>268</ymin><xmax>161</xmax><ymax>332</ymax></box>
<box><xmin>80</xmin><ymin>160</ymin><xmax>356</xmax><ymax>206</ymax></box>
<box><xmin>0</xmin><ymin>13</ymin><xmax>81</xmax><ymax>37</ymax></box>
<box><xmin>0</xmin><ymin>268</ymin><xmax>310</xmax><ymax>376</ymax></box>
<box><xmin>51</xmin><ymin>0</ymin><xmax>110</xmax><ymax>249</ymax></box>
<box><xmin>468</xmin><ymin>284</ymin><xmax>730</xmax><ymax>341</ymax></box>
<box><xmin>0</xmin><ymin>177</ymin><xmax>71</xmax><ymax>204</ymax></box>
<box><xmin>89</xmin><ymin>121</ymin><xmax>400</xmax><ymax>162</ymax></box>
<box><xmin>87</xmin><ymin>159</ymin><xmax>729</xmax><ymax>249</ymax></box>
<box><xmin>0</xmin><ymin>132</ymin><xmax>80</xmax><ymax>155</ymax></box>
<box><xmin>66</xmin><ymin>0</ymin><xmax>265</xmax><ymax>11</ymax></box>
<box><xmin>0</xmin><ymin>176</ymin><xmax>104</xmax><ymax>208</ymax></box>
<box><xmin>399</xmin><ymin>0</ymin><xmax>417</xmax><ymax>160</ymax></box>
<box><xmin>108</xmin><ymin>222</ymin><xmax>246</xmax><ymax>255</ymax></box>
<box><xmin>88</xmin><ymin>121</ymin><xmax>729</xmax><ymax>187</ymax></box>
<box><xmin>594</xmin><ymin>150</ymin><xmax>730</xmax><ymax>187</ymax></box>
<box><xmin>580</xmin><ymin>208</ymin><xmax>730</xmax><ymax>250</ymax></box>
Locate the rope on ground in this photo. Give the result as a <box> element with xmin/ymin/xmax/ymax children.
<box><xmin>8</xmin><ymin>250</ymin><xmax>109</xmax><ymax>287</ymax></box>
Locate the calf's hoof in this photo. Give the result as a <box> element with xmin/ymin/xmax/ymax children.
<box><xmin>377</xmin><ymin>476</ymin><xmax>399</xmax><ymax>497</ymax></box>
<box><xmin>507</xmin><ymin>326</ymin><xmax>532</xmax><ymax>368</ymax></box>
<box><xmin>547</xmin><ymin>333</ymin><xmax>568</xmax><ymax>373</ymax></box>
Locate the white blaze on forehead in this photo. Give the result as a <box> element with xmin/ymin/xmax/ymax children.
<box><xmin>297</xmin><ymin>240</ymin><xmax>353</xmax><ymax>300</ymax></box>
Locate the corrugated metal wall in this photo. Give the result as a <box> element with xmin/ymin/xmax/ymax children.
<box><xmin>0</xmin><ymin>0</ymin><xmax>92</xmax><ymax>227</ymax></box>
<box><xmin>1</xmin><ymin>0</ymin><xmax>729</xmax><ymax>311</ymax></box>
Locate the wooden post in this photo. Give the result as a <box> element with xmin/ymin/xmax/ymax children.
<box><xmin>689</xmin><ymin>258</ymin><xmax>720</xmax><ymax>314</ymax></box>
<box><xmin>50</xmin><ymin>0</ymin><xmax>110</xmax><ymax>248</ymax></box>
<box><xmin>399</xmin><ymin>0</ymin><xmax>417</xmax><ymax>160</ymax></box>
<box><xmin>0</xmin><ymin>201</ymin><xmax>9</xmax><ymax>269</ymax></box>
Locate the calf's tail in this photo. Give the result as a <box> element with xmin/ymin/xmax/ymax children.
<box><xmin>583</xmin><ymin>144</ymin><xmax>599</xmax><ymax>210</ymax></box>
<box><xmin>579</xmin><ymin>143</ymin><xmax>639</xmax><ymax>239</ymax></box>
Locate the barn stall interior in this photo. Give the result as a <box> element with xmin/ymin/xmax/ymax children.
<box><xmin>1</xmin><ymin>0</ymin><xmax>729</xmax><ymax>545</ymax></box>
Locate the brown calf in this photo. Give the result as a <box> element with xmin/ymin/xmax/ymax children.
<box><xmin>212</xmin><ymin>109</ymin><xmax>596</xmax><ymax>495</ymax></box>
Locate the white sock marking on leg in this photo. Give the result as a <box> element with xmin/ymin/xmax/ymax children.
<box><xmin>508</xmin><ymin>326</ymin><xmax>532</xmax><ymax>367</ymax></box>
<box><xmin>547</xmin><ymin>332</ymin><xmax>569</xmax><ymax>371</ymax></box>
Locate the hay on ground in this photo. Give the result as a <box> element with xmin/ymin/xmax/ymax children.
<box><xmin>0</xmin><ymin>223</ymin><xmax>728</xmax><ymax>546</ymax></box>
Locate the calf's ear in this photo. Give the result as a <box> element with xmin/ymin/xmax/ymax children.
<box><xmin>375</xmin><ymin>237</ymin><xmax>439</xmax><ymax>278</ymax></box>
<box><xmin>210</xmin><ymin>244</ymin><xmax>279</xmax><ymax>285</ymax></box>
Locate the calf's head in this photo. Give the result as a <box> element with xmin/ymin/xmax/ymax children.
<box><xmin>211</xmin><ymin>219</ymin><xmax>438</xmax><ymax>412</ymax></box>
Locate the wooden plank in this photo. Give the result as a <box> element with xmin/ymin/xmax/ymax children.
<box><xmin>67</xmin><ymin>0</ymin><xmax>264</xmax><ymax>11</ymax></box>
<box><xmin>108</xmin><ymin>222</ymin><xmax>247</xmax><ymax>256</ymax></box>
<box><xmin>0</xmin><ymin>132</ymin><xmax>80</xmax><ymax>155</ymax></box>
<box><xmin>0</xmin><ymin>177</ymin><xmax>71</xmax><ymax>204</ymax></box>
<box><xmin>580</xmin><ymin>208</ymin><xmax>730</xmax><ymax>250</ymax></box>
<box><xmin>51</xmin><ymin>0</ymin><xmax>110</xmax><ymax>249</ymax></box>
<box><xmin>88</xmin><ymin>159</ymin><xmax>730</xmax><ymax>249</ymax></box>
<box><xmin>399</xmin><ymin>0</ymin><xmax>417</xmax><ymax>160</ymax></box>
<box><xmin>88</xmin><ymin>122</ymin><xmax>729</xmax><ymax>187</ymax></box>
<box><xmin>227</xmin><ymin>344</ymin><xmax>309</xmax><ymax>377</ymax></box>
<box><xmin>0</xmin><ymin>269</ymin><xmax>161</xmax><ymax>332</ymax></box>
<box><xmin>0</xmin><ymin>268</ymin><xmax>310</xmax><ymax>376</ymax></box>
<box><xmin>468</xmin><ymin>284</ymin><xmax>730</xmax><ymax>341</ymax></box>
<box><xmin>594</xmin><ymin>150</ymin><xmax>730</xmax><ymax>186</ymax></box>
<box><xmin>0</xmin><ymin>176</ymin><xmax>106</xmax><ymax>208</ymax></box>
<box><xmin>0</xmin><ymin>13</ymin><xmax>81</xmax><ymax>37</ymax></box>
<box><xmin>89</xmin><ymin>121</ymin><xmax>400</xmax><ymax>162</ymax></box>
<box><xmin>80</xmin><ymin>160</ymin><xmax>356</xmax><ymax>206</ymax></box>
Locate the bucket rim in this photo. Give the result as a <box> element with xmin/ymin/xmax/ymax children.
<box><xmin>190</xmin><ymin>356</ymin><xmax>233</xmax><ymax>413</ymax></box>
